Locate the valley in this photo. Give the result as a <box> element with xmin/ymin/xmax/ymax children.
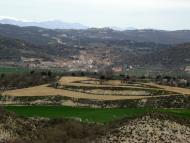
<box><xmin>0</xmin><ymin>23</ymin><xmax>190</xmax><ymax>143</ymax></box>
<box><xmin>1</xmin><ymin>24</ymin><xmax>190</xmax><ymax>75</ymax></box>
<box><xmin>1</xmin><ymin>0</ymin><xmax>190</xmax><ymax>142</ymax></box>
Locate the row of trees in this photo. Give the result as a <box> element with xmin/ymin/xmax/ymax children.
<box><xmin>0</xmin><ymin>70</ymin><xmax>56</xmax><ymax>90</ymax></box>
<box><xmin>155</xmin><ymin>75</ymin><xmax>190</xmax><ymax>87</ymax></box>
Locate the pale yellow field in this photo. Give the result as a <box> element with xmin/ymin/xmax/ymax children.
<box><xmin>59</xmin><ymin>77</ymin><xmax>162</xmax><ymax>91</ymax></box>
<box><xmin>59</xmin><ymin>76</ymin><xmax>94</xmax><ymax>84</ymax></box>
<box><xmin>144</xmin><ymin>83</ymin><xmax>190</xmax><ymax>95</ymax></box>
<box><xmin>2</xmin><ymin>85</ymin><xmax>163</xmax><ymax>100</ymax></box>
<box><xmin>2</xmin><ymin>76</ymin><xmax>172</xmax><ymax>101</ymax></box>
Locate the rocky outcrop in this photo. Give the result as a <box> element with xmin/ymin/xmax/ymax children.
<box><xmin>100</xmin><ymin>113</ymin><xmax>190</xmax><ymax>143</ymax></box>
<box><xmin>0</xmin><ymin>108</ymin><xmax>47</xmax><ymax>143</ymax></box>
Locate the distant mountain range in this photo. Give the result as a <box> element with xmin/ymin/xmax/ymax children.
<box><xmin>0</xmin><ymin>18</ymin><xmax>88</xmax><ymax>30</ymax></box>
<box><xmin>0</xmin><ymin>18</ymin><xmax>138</xmax><ymax>31</ymax></box>
<box><xmin>1</xmin><ymin>23</ymin><xmax>190</xmax><ymax>45</ymax></box>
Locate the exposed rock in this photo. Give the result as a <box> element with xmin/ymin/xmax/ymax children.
<box><xmin>0</xmin><ymin>108</ymin><xmax>47</xmax><ymax>142</ymax></box>
<box><xmin>100</xmin><ymin>113</ymin><xmax>190</xmax><ymax>143</ymax></box>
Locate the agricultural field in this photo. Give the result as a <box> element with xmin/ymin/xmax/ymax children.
<box><xmin>5</xmin><ymin>106</ymin><xmax>149</xmax><ymax>123</ymax></box>
<box><xmin>1</xmin><ymin>76</ymin><xmax>190</xmax><ymax>108</ymax></box>
<box><xmin>1</xmin><ymin>76</ymin><xmax>190</xmax><ymax>143</ymax></box>
<box><xmin>0</xmin><ymin>76</ymin><xmax>189</xmax><ymax>107</ymax></box>
<box><xmin>4</xmin><ymin>106</ymin><xmax>190</xmax><ymax>123</ymax></box>
<box><xmin>2</xmin><ymin>76</ymin><xmax>179</xmax><ymax>101</ymax></box>
<box><xmin>144</xmin><ymin>82</ymin><xmax>190</xmax><ymax>95</ymax></box>
<box><xmin>1</xmin><ymin>76</ymin><xmax>190</xmax><ymax>121</ymax></box>
<box><xmin>0</xmin><ymin>66</ymin><xmax>29</xmax><ymax>74</ymax></box>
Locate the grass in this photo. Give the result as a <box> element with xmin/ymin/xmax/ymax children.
<box><xmin>0</xmin><ymin>66</ymin><xmax>29</xmax><ymax>74</ymax></box>
<box><xmin>159</xmin><ymin>108</ymin><xmax>190</xmax><ymax>119</ymax></box>
<box><xmin>4</xmin><ymin>106</ymin><xmax>190</xmax><ymax>123</ymax></box>
<box><xmin>5</xmin><ymin>106</ymin><xmax>150</xmax><ymax>123</ymax></box>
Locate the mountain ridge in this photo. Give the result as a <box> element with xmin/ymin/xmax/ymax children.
<box><xmin>0</xmin><ymin>18</ymin><xmax>88</xmax><ymax>30</ymax></box>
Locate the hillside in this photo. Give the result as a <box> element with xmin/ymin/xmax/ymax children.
<box><xmin>0</xmin><ymin>36</ymin><xmax>80</xmax><ymax>63</ymax></box>
<box><xmin>0</xmin><ymin>24</ymin><xmax>190</xmax><ymax>71</ymax></box>
<box><xmin>0</xmin><ymin>24</ymin><xmax>57</xmax><ymax>45</ymax></box>
<box><xmin>0</xmin><ymin>107</ymin><xmax>104</xmax><ymax>143</ymax></box>
<box><xmin>1</xmin><ymin>108</ymin><xmax>190</xmax><ymax>143</ymax></box>
<box><xmin>1</xmin><ymin>24</ymin><xmax>190</xmax><ymax>45</ymax></box>
<box><xmin>100</xmin><ymin>112</ymin><xmax>190</xmax><ymax>143</ymax></box>
<box><xmin>0</xmin><ymin>26</ymin><xmax>170</xmax><ymax>69</ymax></box>
<box><xmin>141</xmin><ymin>43</ymin><xmax>190</xmax><ymax>67</ymax></box>
<box><xmin>59</xmin><ymin>28</ymin><xmax>190</xmax><ymax>44</ymax></box>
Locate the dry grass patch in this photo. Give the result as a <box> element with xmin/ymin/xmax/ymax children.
<box><xmin>59</xmin><ymin>76</ymin><xmax>94</xmax><ymax>84</ymax></box>
<box><xmin>2</xmin><ymin>85</ymin><xmax>160</xmax><ymax>100</ymax></box>
<box><xmin>2</xmin><ymin>84</ymin><xmax>168</xmax><ymax>101</ymax></box>
<box><xmin>58</xmin><ymin>77</ymin><xmax>162</xmax><ymax>91</ymax></box>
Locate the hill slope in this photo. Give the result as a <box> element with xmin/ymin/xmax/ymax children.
<box><xmin>1</xmin><ymin>24</ymin><xmax>190</xmax><ymax>45</ymax></box>
<box><xmin>1</xmin><ymin>24</ymin><xmax>190</xmax><ymax>70</ymax></box>
<box><xmin>141</xmin><ymin>43</ymin><xmax>190</xmax><ymax>67</ymax></box>
<box><xmin>100</xmin><ymin>112</ymin><xmax>190</xmax><ymax>143</ymax></box>
<box><xmin>1</xmin><ymin>109</ymin><xmax>190</xmax><ymax>143</ymax></box>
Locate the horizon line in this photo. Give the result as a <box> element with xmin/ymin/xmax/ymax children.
<box><xmin>0</xmin><ymin>16</ymin><xmax>189</xmax><ymax>31</ymax></box>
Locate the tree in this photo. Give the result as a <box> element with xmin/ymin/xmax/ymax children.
<box><xmin>80</xmin><ymin>72</ymin><xmax>85</xmax><ymax>77</ymax></box>
<box><xmin>47</xmin><ymin>71</ymin><xmax>52</xmax><ymax>77</ymax></box>
<box><xmin>100</xmin><ymin>75</ymin><xmax>105</xmax><ymax>80</ymax></box>
<box><xmin>99</xmin><ymin>66</ymin><xmax>113</xmax><ymax>80</ymax></box>
<box><xmin>156</xmin><ymin>75</ymin><xmax>162</xmax><ymax>80</ymax></box>
<box><xmin>41</xmin><ymin>71</ymin><xmax>47</xmax><ymax>76</ymax></box>
<box><xmin>99</xmin><ymin>75</ymin><xmax>105</xmax><ymax>85</ymax></box>
<box><xmin>0</xmin><ymin>73</ymin><xmax>5</xmax><ymax>78</ymax></box>
<box><xmin>30</xmin><ymin>70</ymin><xmax>35</xmax><ymax>75</ymax></box>
<box><xmin>71</xmin><ymin>73</ymin><xmax>76</xmax><ymax>76</ymax></box>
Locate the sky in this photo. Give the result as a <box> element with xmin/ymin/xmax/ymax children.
<box><xmin>0</xmin><ymin>0</ymin><xmax>189</xmax><ymax>30</ymax></box>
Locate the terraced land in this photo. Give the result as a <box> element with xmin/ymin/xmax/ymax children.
<box><xmin>144</xmin><ymin>82</ymin><xmax>190</xmax><ymax>95</ymax></box>
<box><xmin>1</xmin><ymin>76</ymin><xmax>190</xmax><ymax>143</ymax></box>
<box><xmin>2</xmin><ymin>76</ymin><xmax>177</xmax><ymax>101</ymax></box>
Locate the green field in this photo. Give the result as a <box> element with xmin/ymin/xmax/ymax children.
<box><xmin>0</xmin><ymin>66</ymin><xmax>29</xmax><ymax>74</ymax></box>
<box><xmin>4</xmin><ymin>106</ymin><xmax>190</xmax><ymax>123</ymax></box>
<box><xmin>5</xmin><ymin>106</ymin><xmax>150</xmax><ymax>123</ymax></box>
<box><xmin>159</xmin><ymin>108</ymin><xmax>190</xmax><ymax>119</ymax></box>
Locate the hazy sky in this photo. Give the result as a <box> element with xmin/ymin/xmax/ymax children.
<box><xmin>0</xmin><ymin>0</ymin><xmax>189</xmax><ymax>30</ymax></box>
